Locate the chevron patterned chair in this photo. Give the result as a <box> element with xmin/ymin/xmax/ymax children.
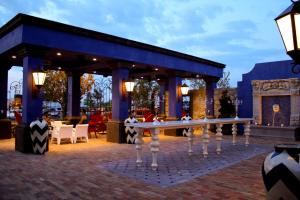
<box><xmin>51</xmin><ymin>125</ymin><xmax>74</xmax><ymax>144</ymax></box>
<box><xmin>73</xmin><ymin>124</ymin><xmax>89</xmax><ymax>143</ymax></box>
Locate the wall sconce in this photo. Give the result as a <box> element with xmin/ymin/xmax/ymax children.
<box><xmin>122</xmin><ymin>79</ymin><xmax>135</xmax><ymax>100</ymax></box>
<box><xmin>180</xmin><ymin>83</ymin><xmax>189</xmax><ymax>96</ymax></box>
<box><xmin>32</xmin><ymin>70</ymin><xmax>46</xmax><ymax>89</ymax></box>
<box><xmin>32</xmin><ymin>69</ymin><xmax>46</xmax><ymax>97</ymax></box>
<box><xmin>122</xmin><ymin>79</ymin><xmax>135</xmax><ymax>111</ymax></box>
<box><xmin>124</xmin><ymin>80</ymin><xmax>135</xmax><ymax>92</ymax></box>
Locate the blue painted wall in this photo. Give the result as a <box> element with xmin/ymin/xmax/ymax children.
<box><xmin>237</xmin><ymin>60</ymin><xmax>300</xmax><ymax>118</ymax></box>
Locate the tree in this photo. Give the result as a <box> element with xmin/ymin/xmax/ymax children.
<box><xmin>80</xmin><ymin>74</ymin><xmax>95</xmax><ymax>96</ymax></box>
<box><xmin>218</xmin><ymin>90</ymin><xmax>235</xmax><ymax>134</ymax></box>
<box><xmin>83</xmin><ymin>91</ymin><xmax>95</xmax><ymax>111</ymax></box>
<box><xmin>91</xmin><ymin>76</ymin><xmax>112</xmax><ymax>111</ymax></box>
<box><xmin>218</xmin><ymin>90</ymin><xmax>235</xmax><ymax>118</ymax></box>
<box><xmin>131</xmin><ymin>79</ymin><xmax>160</xmax><ymax>112</ymax></box>
<box><xmin>43</xmin><ymin>71</ymin><xmax>95</xmax><ymax>117</ymax></box>
<box><xmin>43</xmin><ymin>70</ymin><xmax>67</xmax><ymax>116</ymax></box>
<box><xmin>190</xmin><ymin>79</ymin><xmax>206</xmax><ymax>89</ymax></box>
<box><xmin>189</xmin><ymin>71</ymin><xmax>231</xmax><ymax>89</ymax></box>
<box><xmin>217</xmin><ymin>71</ymin><xmax>230</xmax><ymax>88</ymax></box>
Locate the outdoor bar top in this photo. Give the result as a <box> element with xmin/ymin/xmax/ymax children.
<box><xmin>125</xmin><ymin>118</ymin><xmax>253</xmax><ymax>170</ymax></box>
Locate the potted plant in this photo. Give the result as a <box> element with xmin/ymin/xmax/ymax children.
<box><xmin>218</xmin><ymin>90</ymin><xmax>235</xmax><ymax>134</ymax></box>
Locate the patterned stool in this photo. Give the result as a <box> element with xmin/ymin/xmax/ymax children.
<box><xmin>124</xmin><ymin>117</ymin><xmax>138</xmax><ymax>144</ymax></box>
<box><xmin>181</xmin><ymin>114</ymin><xmax>192</xmax><ymax>136</ymax></box>
<box><xmin>30</xmin><ymin>119</ymin><xmax>49</xmax><ymax>154</ymax></box>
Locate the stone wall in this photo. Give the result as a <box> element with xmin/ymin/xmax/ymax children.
<box><xmin>190</xmin><ymin>88</ymin><xmax>237</xmax><ymax>119</ymax></box>
<box><xmin>190</xmin><ymin>89</ymin><xmax>206</xmax><ymax>119</ymax></box>
<box><xmin>165</xmin><ymin>91</ymin><xmax>169</xmax><ymax>117</ymax></box>
<box><xmin>252</xmin><ymin>78</ymin><xmax>300</xmax><ymax>126</ymax></box>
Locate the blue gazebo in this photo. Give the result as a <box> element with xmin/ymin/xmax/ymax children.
<box><xmin>0</xmin><ymin>14</ymin><xmax>225</xmax><ymax>151</ymax></box>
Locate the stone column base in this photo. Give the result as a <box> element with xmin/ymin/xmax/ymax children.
<box><xmin>106</xmin><ymin>120</ymin><xmax>127</xmax><ymax>143</ymax></box>
<box><xmin>251</xmin><ymin>125</ymin><xmax>300</xmax><ymax>141</ymax></box>
<box><xmin>15</xmin><ymin>124</ymin><xmax>33</xmax><ymax>153</ymax></box>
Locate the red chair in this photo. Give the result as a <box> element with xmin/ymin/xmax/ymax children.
<box><xmin>88</xmin><ymin>113</ymin><xmax>106</xmax><ymax>138</ymax></box>
<box><xmin>14</xmin><ymin>111</ymin><xmax>22</xmax><ymax>124</ymax></box>
<box><xmin>143</xmin><ymin>112</ymin><xmax>154</xmax><ymax>136</ymax></box>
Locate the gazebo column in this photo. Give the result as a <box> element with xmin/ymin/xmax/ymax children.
<box><xmin>165</xmin><ymin>76</ymin><xmax>182</xmax><ymax>136</ymax></box>
<box><xmin>107</xmin><ymin>68</ymin><xmax>129</xmax><ymax>143</ymax></box>
<box><xmin>168</xmin><ymin>76</ymin><xmax>182</xmax><ymax>119</ymax></box>
<box><xmin>15</xmin><ymin>56</ymin><xmax>44</xmax><ymax>153</ymax></box>
<box><xmin>205</xmin><ymin>78</ymin><xmax>217</xmax><ymax>118</ymax></box>
<box><xmin>0</xmin><ymin>65</ymin><xmax>10</xmax><ymax>119</ymax></box>
<box><xmin>66</xmin><ymin>72</ymin><xmax>82</xmax><ymax>125</ymax></box>
<box><xmin>158</xmin><ymin>81</ymin><xmax>167</xmax><ymax>115</ymax></box>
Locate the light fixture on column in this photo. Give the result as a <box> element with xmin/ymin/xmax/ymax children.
<box><xmin>32</xmin><ymin>69</ymin><xmax>46</xmax><ymax>98</ymax></box>
<box><xmin>32</xmin><ymin>69</ymin><xmax>46</xmax><ymax>89</ymax></box>
<box><xmin>180</xmin><ymin>83</ymin><xmax>189</xmax><ymax>95</ymax></box>
<box><xmin>123</xmin><ymin>79</ymin><xmax>135</xmax><ymax>112</ymax></box>
<box><xmin>275</xmin><ymin>0</ymin><xmax>300</xmax><ymax>73</ymax></box>
<box><xmin>125</xmin><ymin>80</ymin><xmax>135</xmax><ymax>92</ymax></box>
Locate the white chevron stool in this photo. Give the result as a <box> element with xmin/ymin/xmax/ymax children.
<box><xmin>124</xmin><ymin>117</ymin><xmax>138</xmax><ymax>144</ymax></box>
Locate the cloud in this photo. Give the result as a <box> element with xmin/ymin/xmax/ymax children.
<box><xmin>64</xmin><ymin>0</ymin><xmax>87</xmax><ymax>5</ymax></box>
<box><xmin>226</xmin><ymin>20</ymin><xmax>257</xmax><ymax>33</ymax></box>
<box><xmin>186</xmin><ymin>46</ymin><xmax>234</xmax><ymax>59</ymax></box>
<box><xmin>0</xmin><ymin>4</ymin><xmax>10</xmax><ymax>15</ymax></box>
<box><xmin>0</xmin><ymin>0</ymin><xmax>294</xmax><ymax>87</ymax></box>
<box><xmin>29</xmin><ymin>1</ymin><xmax>70</xmax><ymax>23</ymax></box>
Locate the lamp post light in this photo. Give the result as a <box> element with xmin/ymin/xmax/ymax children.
<box><xmin>232</xmin><ymin>96</ymin><xmax>243</xmax><ymax>120</ymax></box>
<box><xmin>275</xmin><ymin>0</ymin><xmax>300</xmax><ymax>73</ymax></box>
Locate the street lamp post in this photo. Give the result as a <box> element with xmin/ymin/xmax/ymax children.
<box><xmin>262</xmin><ymin>3</ymin><xmax>300</xmax><ymax>199</ymax></box>
<box><xmin>275</xmin><ymin>0</ymin><xmax>300</xmax><ymax>73</ymax></box>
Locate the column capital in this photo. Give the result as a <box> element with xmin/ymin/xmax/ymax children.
<box><xmin>204</xmin><ymin>76</ymin><xmax>219</xmax><ymax>84</ymax></box>
<box><xmin>18</xmin><ymin>46</ymin><xmax>48</xmax><ymax>58</ymax></box>
<box><xmin>0</xmin><ymin>65</ymin><xmax>12</xmax><ymax>71</ymax></box>
<box><xmin>110</xmin><ymin>60</ymin><xmax>133</xmax><ymax>70</ymax></box>
<box><xmin>65</xmin><ymin>70</ymin><xmax>83</xmax><ymax>77</ymax></box>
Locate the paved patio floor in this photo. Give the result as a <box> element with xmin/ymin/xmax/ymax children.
<box><xmin>0</xmin><ymin>134</ymin><xmax>297</xmax><ymax>200</ymax></box>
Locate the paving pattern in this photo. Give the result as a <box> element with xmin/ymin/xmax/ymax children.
<box><xmin>0</xmin><ymin>134</ymin><xmax>297</xmax><ymax>199</ymax></box>
<box><xmin>100</xmin><ymin>141</ymin><xmax>270</xmax><ymax>187</ymax></box>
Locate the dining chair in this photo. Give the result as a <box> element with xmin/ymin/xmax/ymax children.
<box><xmin>51</xmin><ymin>124</ymin><xmax>74</xmax><ymax>144</ymax></box>
<box><xmin>73</xmin><ymin>124</ymin><xmax>89</xmax><ymax>143</ymax></box>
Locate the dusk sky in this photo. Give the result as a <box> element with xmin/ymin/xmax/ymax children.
<box><xmin>0</xmin><ymin>0</ymin><xmax>292</xmax><ymax>87</ymax></box>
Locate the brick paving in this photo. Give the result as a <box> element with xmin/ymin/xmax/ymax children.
<box><xmin>101</xmin><ymin>141</ymin><xmax>270</xmax><ymax>188</ymax></box>
<box><xmin>0</xmin><ymin>134</ymin><xmax>298</xmax><ymax>200</ymax></box>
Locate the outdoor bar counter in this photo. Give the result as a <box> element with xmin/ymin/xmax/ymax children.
<box><xmin>125</xmin><ymin>118</ymin><xmax>252</xmax><ymax>170</ymax></box>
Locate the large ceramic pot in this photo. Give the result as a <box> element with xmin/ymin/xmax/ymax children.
<box><xmin>30</xmin><ymin>119</ymin><xmax>49</xmax><ymax>154</ymax></box>
<box><xmin>262</xmin><ymin>144</ymin><xmax>300</xmax><ymax>200</ymax></box>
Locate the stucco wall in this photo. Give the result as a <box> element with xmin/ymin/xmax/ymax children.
<box><xmin>237</xmin><ymin>60</ymin><xmax>300</xmax><ymax>118</ymax></box>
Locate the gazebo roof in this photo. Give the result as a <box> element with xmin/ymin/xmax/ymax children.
<box><xmin>0</xmin><ymin>13</ymin><xmax>225</xmax><ymax>80</ymax></box>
